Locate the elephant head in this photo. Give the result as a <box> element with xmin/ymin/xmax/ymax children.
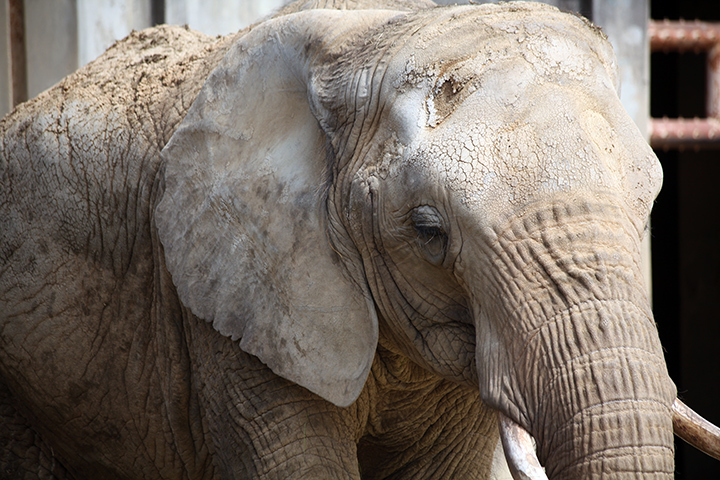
<box><xmin>155</xmin><ymin>2</ymin><xmax>720</xmax><ymax>478</ymax></box>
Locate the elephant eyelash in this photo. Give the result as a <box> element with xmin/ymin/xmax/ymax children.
<box><xmin>414</xmin><ymin>225</ymin><xmax>448</xmax><ymax>265</ymax></box>
<box><xmin>410</xmin><ymin>206</ymin><xmax>448</xmax><ymax>264</ymax></box>
<box><xmin>415</xmin><ymin>225</ymin><xmax>445</xmax><ymax>243</ymax></box>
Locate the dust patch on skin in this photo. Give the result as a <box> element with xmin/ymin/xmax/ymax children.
<box><xmin>426</xmin><ymin>71</ymin><xmax>476</xmax><ymax>128</ymax></box>
<box><xmin>377</xmin><ymin>132</ymin><xmax>406</xmax><ymax>180</ymax></box>
<box><xmin>393</xmin><ymin>54</ymin><xmax>435</xmax><ymax>91</ymax></box>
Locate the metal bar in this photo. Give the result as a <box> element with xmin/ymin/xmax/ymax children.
<box><xmin>151</xmin><ymin>0</ymin><xmax>165</xmax><ymax>26</ymax></box>
<box><xmin>648</xmin><ymin>20</ymin><xmax>720</xmax><ymax>148</ymax></box>
<box><xmin>649</xmin><ymin>118</ymin><xmax>720</xmax><ymax>149</ymax></box>
<box><xmin>709</xmin><ymin>44</ymin><xmax>720</xmax><ymax>118</ymax></box>
<box><xmin>649</xmin><ymin>20</ymin><xmax>720</xmax><ymax>53</ymax></box>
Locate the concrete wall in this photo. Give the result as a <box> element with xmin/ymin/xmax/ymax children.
<box><xmin>25</xmin><ymin>0</ymin><xmax>78</xmax><ymax>99</ymax></box>
<box><xmin>165</xmin><ymin>0</ymin><xmax>286</xmax><ymax>36</ymax></box>
<box><xmin>76</xmin><ymin>0</ymin><xmax>151</xmax><ymax>68</ymax></box>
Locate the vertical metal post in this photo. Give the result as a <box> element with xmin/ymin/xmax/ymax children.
<box><xmin>24</xmin><ymin>0</ymin><xmax>78</xmax><ymax>99</ymax></box>
<box><xmin>151</xmin><ymin>0</ymin><xmax>164</xmax><ymax>26</ymax></box>
<box><xmin>708</xmin><ymin>43</ymin><xmax>720</xmax><ymax>119</ymax></box>
<box><xmin>8</xmin><ymin>0</ymin><xmax>25</xmax><ymax>107</ymax></box>
<box><xmin>0</xmin><ymin>0</ymin><xmax>11</xmax><ymax>117</ymax></box>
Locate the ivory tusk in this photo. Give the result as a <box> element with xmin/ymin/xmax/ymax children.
<box><xmin>673</xmin><ymin>398</ymin><xmax>720</xmax><ymax>460</ymax></box>
<box><xmin>498</xmin><ymin>412</ymin><xmax>549</xmax><ymax>480</ymax></box>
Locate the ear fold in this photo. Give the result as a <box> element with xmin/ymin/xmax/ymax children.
<box><xmin>155</xmin><ymin>10</ymin><xmax>397</xmax><ymax>407</ymax></box>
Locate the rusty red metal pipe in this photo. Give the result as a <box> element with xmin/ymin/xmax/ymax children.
<box><xmin>649</xmin><ymin>117</ymin><xmax>720</xmax><ymax>149</ymax></box>
<box><xmin>648</xmin><ymin>20</ymin><xmax>720</xmax><ymax>149</ymax></box>
<box><xmin>649</xmin><ymin>20</ymin><xmax>720</xmax><ymax>53</ymax></box>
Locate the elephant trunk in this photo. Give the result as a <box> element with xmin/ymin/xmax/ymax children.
<box><xmin>532</xmin><ymin>300</ymin><xmax>675</xmax><ymax>479</ymax></box>
<box><xmin>475</xmin><ymin>200</ymin><xmax>677</xmax><ymax>478</ymax></box>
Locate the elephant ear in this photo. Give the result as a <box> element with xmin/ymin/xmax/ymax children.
<box><xmin>155</xmin><ymin>10</ymin><xmax>396</xmax><ymax>407</ymax></box>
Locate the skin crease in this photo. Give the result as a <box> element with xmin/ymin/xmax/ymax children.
<box><xmin>0</xmin><ymin>1</ymin><xmax>678</xmax><ymax>480</ymax></box>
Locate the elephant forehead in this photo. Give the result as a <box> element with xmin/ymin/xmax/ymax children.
<box><xmin>418</xmin><ymin>123</ymin><xmax>615</xmax><ymax>206</ymax></box>
<box><xmin>381</xmin><ymin>5</ymin><xmax>619</xmax><ymax>155</ymax></box>
<box><xmin>383</xmin><ymin>3</ymin><xmax>616</xmax><ymax>98</ymax></box>
<box><xmin>408</xmin><ymin>77</ymin><xmax>652</xmax><ymax>223</ymax></box>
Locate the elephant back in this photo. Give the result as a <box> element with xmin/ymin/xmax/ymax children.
<box><xmin>0</xmin><ymin>25</ymin><xmax>233</xmax><ymax>284</ymax></box>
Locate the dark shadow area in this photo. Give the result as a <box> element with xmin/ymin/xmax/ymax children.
<box><xmin>650</xmin><ymin>0</ymin><xmax>720</xmax><ymax>477</ymax></box>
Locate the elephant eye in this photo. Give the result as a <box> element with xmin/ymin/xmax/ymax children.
<box><xmin>411</xmin><ymin>206</ymin><xmax>448</xmax><ymax>265</ymax></box>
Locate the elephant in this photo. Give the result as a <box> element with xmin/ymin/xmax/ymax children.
<box><xmin>1</xmin><ymin>0</ymin><xmax>719</xmax><ymax>478</ymax></box>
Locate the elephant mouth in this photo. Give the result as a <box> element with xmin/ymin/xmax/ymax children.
<box><xmin>498</xmin><ymin>399</ymin><xmax>720</xmax><ymax>479</ymax></box>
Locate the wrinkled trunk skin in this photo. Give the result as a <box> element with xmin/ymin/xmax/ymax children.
<box><xmin>534</xmin><ymin>300</ymin><xmax>675</xmax><ymax>479</ymax></box>
<box><xmin>475</xmin><ymin>200</ymin><xmax>676</xmax><ymax>479</ymax></box>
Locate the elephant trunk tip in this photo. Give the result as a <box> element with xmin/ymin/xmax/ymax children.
<box><xmin>498</xmin><ymin>399</ymin><xmax>720</xmax><ymax>478</ymax></box>
<box><xmin>498</xmin><ymin>399</ymin><xmax>679</xmax><ymax>479</ymax></box>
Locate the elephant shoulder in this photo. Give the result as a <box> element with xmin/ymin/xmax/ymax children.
<box><xmin>0</xmin><ymin>24</ymin><xmax>235</xmax><ymax>163</ymax></box>
<box><xmin>0</xmin><ymin>26</ymin><xmax>235</xmax><ymax>477</ymax></box>
<box><xmin>0</xmin><ymin>25</ymin><xmax>239</xmax><ymax>333</ymax></box>
<box><xmin>0</xmin><ymin>25</ymin><xmax>234</xmax><ymax>273</ymax></box>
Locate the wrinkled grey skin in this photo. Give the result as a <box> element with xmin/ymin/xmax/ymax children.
<box><xmin>0</xmin><ymin>1</ymin><xmax>676</xmax><ymax>479</ymax></box>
